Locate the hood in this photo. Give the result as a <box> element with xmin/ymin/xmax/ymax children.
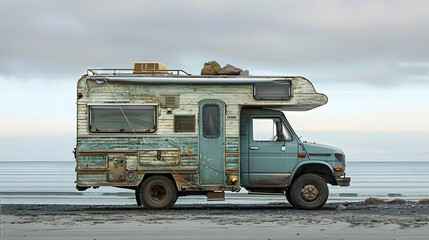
<box><xmin>302</xmin><ymin>142</ymin><xmax>343</xmax><ymax>155</ymax></box>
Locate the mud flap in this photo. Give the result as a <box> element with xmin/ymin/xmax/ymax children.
<box><xmin>135</xmin><ymin>187</ymin><xmax>142</xmax><ymax>206</ymax></box>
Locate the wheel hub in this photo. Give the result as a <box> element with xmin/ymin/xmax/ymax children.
<box><xmin>300</xmin><ymin>183</ymin><xmax>320</xmax><ymax>202</ymax></box>
<box><xmin>148</xmin><ymin>184</ymin><xmax>168</xmax><ymax>203</ymax></box>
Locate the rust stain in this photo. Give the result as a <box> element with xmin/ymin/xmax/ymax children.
<box><xmin>77</xmin><ymin>181</ymin><xmax>139</xmax><ymax>187</ymax></box>
<box><xmin>249</xmin><ymin>174</ymin><xmax>290</xmax><ymax>186</ymax></box>
<box><xmin>225</xmin><ymin>153</ymin><xmax>240</xmax><ymax>157</ymax></box>
<box><xmin>138</xmin><ymin>170</ymin><xmax>198</xmax><ymax>174</ymax></box>
<box><xmin>78</xmin><ymin>151</ymin><xmax>137</xmax><ymax>156</ymax></box>
<box><xmin>77</xmin><ymin>170</ymin><xmax>106</xmax><ymax>174</ymax></box>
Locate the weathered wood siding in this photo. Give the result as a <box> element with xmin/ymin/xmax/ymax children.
<box><xmin>77</xmin><ymin>80</ymin><xmax>249</xmax><ymax>138</ymax></box>
<box><xmin>75</xmin><ymin>76</ymin><xmax>325</xmax><ymax>190</ymax></box>
<box><xmin>77</xmin><ymin>77</ymin><xmax>326</xmax><ymax>137</ymax></box>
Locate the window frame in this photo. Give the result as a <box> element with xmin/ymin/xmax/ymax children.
<box><xmin>251</xmin><ymin>117</ymin><xmax>292</xmax><ymax>142</ymax></box>
<box><xmin>87</xmin><ymin>103</ymin><xmax>158</xmax><ymax>134</ymax></box>
<box><xmin>173</xmin><ymin>115</ymin><xmax>196</xmax><ymax>133</ymax></box>
<box><xmin>202</xmin><ymin>104</ymin><xmax>220</xmax><ymax>139</ymax></box>
<box><xmin>253</xmin><ymin>81</ymin><xmax>292</xmax><ymax>101</ymax></box>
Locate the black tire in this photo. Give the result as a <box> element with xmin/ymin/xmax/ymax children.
<box><xmin>285</xmin><ymin>189</ymin><xmax>294</xmax><ymax>207</ymax></box>
<box><xmin>289</xmin><ymin>174</ymin><xmax>329</xmax><ymax>210</ymax></box>
<box><xmin>138</xmin><ymin>175</ymin><xmax>178</xmax><ymax>209</ymax></box>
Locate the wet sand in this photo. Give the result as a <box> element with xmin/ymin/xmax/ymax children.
<box><xmin>1</xmin><ymin>202</ymin><xmax>429</xmax><ymax>239</ymax></box>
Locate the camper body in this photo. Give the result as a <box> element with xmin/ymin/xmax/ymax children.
<box><xmin>75</xmin><ymin>64</ymin><xmax>350</xmax><ymax>210</ymax></box>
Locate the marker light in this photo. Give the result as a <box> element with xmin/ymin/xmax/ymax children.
<box><xmin>298</xmin><ymin>153</ymin><xmax>306</xmax><ymax>158</ymax></box>
<box><xmin>333</xmin><ymin>167</ymin><xmax>343</xmax><ymax>171</ymax></box>
<box><xmin>231</xmin><ymin>178</ymin><xmax>238</xmax><ymax>183</ymax></box>
<box><xmin>77</xmin><ymin>93</ymin><xmax>83</xmax><ymax>98</ymax></box>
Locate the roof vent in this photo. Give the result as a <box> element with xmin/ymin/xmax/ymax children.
<box><xmin>161</xmin><ymin>94</ymin><xmax>180</xmax><ymax>108</ymax></box>
<box><xmin>133</xmin><ymin>62</ymin><xmax>168</xmax><ymax>74</ymax></box>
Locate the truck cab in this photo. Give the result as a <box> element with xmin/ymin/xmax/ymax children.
<box><xmin>240</xmin><ymin>108</ymin><xmax>349</xmax><ymax>209</ymax></box>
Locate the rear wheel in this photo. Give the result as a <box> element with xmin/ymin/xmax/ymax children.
<box><xmin>138</xmin><ymin>175</ymin><xmax>178</xmax><ymax>209</ymax></box>
<box><xmin>289</xmin><ymin>174</ymin><xmax>328</xmax><ymax>210</ymax></box>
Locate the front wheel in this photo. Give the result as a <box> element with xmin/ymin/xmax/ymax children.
<box><xmin>285</xmin><ymin>189</ymin><xmax>294</xmax><ymax>207</ymax></box>
<box><xmin>138</xmin><ymin>175</ymin><xmax>178</xmax><ymax>209</ymax></box>
<box><xmin>289</xmin><ymin>174</ymin><xmax>329</xmax><ymax>210</ymax></box>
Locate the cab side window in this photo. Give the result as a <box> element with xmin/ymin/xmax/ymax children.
<box><xmin>252</xmin><ymin>118</ymin><xmax>291</xmax><ymax>142</ymax></box>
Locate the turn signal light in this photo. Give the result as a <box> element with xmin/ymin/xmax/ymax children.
<box><xmin>231</xmin><ymin>178</ymin><xmax>238</xmax><ymax>183</ymax></box>
<box><xmin>298</xmin><ymin>153</ymin><xmax>306</xmax><ymax>158</ymax></box>
<box><xmin>333</xmin><ymin>167</ymin><xmax>343</xmax><ymax>171</ymax></box>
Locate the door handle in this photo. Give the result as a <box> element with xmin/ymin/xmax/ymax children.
<box><xmin>249</xmin><ymin>146</ymin><xmax>259</xmax><ymax>150</ymax></box>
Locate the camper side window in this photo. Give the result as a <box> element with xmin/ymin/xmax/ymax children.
<box><xmin>174</xmin><ymin>115</ymin><xmax>195</xmax><ymax>132</ymax></box>
<box><xmin>88</xmin><ymin>104</ymin><xmax>157</xmax><ymax>133</ymax></box>
<box><xmin>253</xmin><ymin>82</ymin><xmax>291</xmax><ymax>100</ymax></box>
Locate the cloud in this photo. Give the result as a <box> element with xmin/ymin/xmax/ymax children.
<box><xmin>1</xmin><ymin>0</ymin><xmax>429</xmax><ymax>86</ymax></box>
<box><xmin>398</xmin><ymin>62</ymin><xmax>429</xmax><ymax>68</ymax></box>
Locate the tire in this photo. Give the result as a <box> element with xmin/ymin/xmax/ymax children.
<box><xmin>285</xmin><ymin>189</ymin><xmax>294</xmax><ymax>207</ymax></box>
<box><xmin>138</xmin><ymin>175</ymin><xmax>178</xmax><ymax>209</ymax></box>
<box><xmin>289</xmin><ymin>174</ymin><xmax>329</xmax><ymax>210</ymax></box>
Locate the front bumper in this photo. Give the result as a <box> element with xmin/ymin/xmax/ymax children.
<box><xmin>335</xmin><ymin>176</ymin><xmax>351</xmax><ymax>187</ymax></box>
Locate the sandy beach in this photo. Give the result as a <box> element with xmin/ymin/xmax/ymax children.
<box><xmin>2</xmin><ymin>202</ymin><xmax>429</xmax><ymax>240</ymax></box>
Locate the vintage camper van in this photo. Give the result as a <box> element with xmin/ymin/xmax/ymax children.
<box><xmin>75</xmin><ymin>62</ymin><xmax>350</xmax><ymax>210</ymax></box>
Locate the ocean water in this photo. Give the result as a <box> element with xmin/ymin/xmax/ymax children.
<box><xmin>0</xmin><ymin>160</ymin><xmax>428</xmax><ymax>205</ymax></box>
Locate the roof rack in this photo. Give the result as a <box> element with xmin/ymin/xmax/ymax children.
<box><xmin>87</xmin><ymin>69</ymin><xmax>191</xmax><ymax>76</ymax></box>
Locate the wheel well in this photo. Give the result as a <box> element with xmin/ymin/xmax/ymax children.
<box><xmin>289</xmin><ymin>164</ymin><xmax>335</xmax><ymax>186</ymax></box>
<box><xmin>139</xmin><ymin>174</ymin><xmax>177</xmax><ymax>189</ymax></box>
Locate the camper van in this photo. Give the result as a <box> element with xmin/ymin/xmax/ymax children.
<box><xmin>74</xmin><ymin>62</ymin><xmax>350</xmax><ymax>210</ymax></box>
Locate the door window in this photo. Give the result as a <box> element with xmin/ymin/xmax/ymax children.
<box><xmin>202</xmin><ymin>104</ymin><xmax>220</xmax><ymax>138</ymax></box>
<box><xmin>252</xmin><ymin>118</ymin><xmax>291</xmax><ymax>141</ymax></box>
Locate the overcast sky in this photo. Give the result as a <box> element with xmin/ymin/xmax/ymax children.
<box><xmin>0</xmin><ymin>0</ymin><xmax>428</xmax><ymax>161</ymax></box>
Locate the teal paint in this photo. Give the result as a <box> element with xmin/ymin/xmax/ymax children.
<box><xmin>239</xmin><ymin>114</ymin><xmax>250</xmax><ymax>186</ymax></box>
<box><xmin>225</xmin><ymin>137</ymin><xmax>239</xmax><ymax>152</ymax></box>
<box><xmin>288</xmin><ymin>161</ymin><xmax>335</xmax><ymax>187</ymax></box>
<box><xmin>77</xmin><ymin>137</ymin><xmax>198</xmax><ymax>152</ymax></box>
<box><xmin>246</xmin><ymin>114</ymin><xmax>298</xmax><ymax>186</ymax></box>
<box><xmin>77</xmin><ymin>155</ymin><xmax>106</xmax><ymax>164</ymax></box>
<box><xmin>302</xmin><ymin>142</ymin><xmax>343</xmax><ymax>162</ymax></box>
<box><xmin>77</xmin><ymin>137</ymin><xmax>199</xmax><ymax>170</ymax></box>
<box><xmin>199</xmin><ymin>101</ymin><xmax>225</xmax><ymax>185</ymax></box>
<box><xmin>225</xmin><ymin>157</ymin><xmax>239</xmax><ymax>169</ymax></box>
<box><xmin>225</xmin><ymin>137</ymin><xmax>240</xmax><ymax>169</ymax></box>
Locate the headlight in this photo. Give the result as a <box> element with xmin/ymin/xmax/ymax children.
<box><xmin>335</xmin><ymin>153</ymin><xmax>346</xmax><ymax>165</ymax></box>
